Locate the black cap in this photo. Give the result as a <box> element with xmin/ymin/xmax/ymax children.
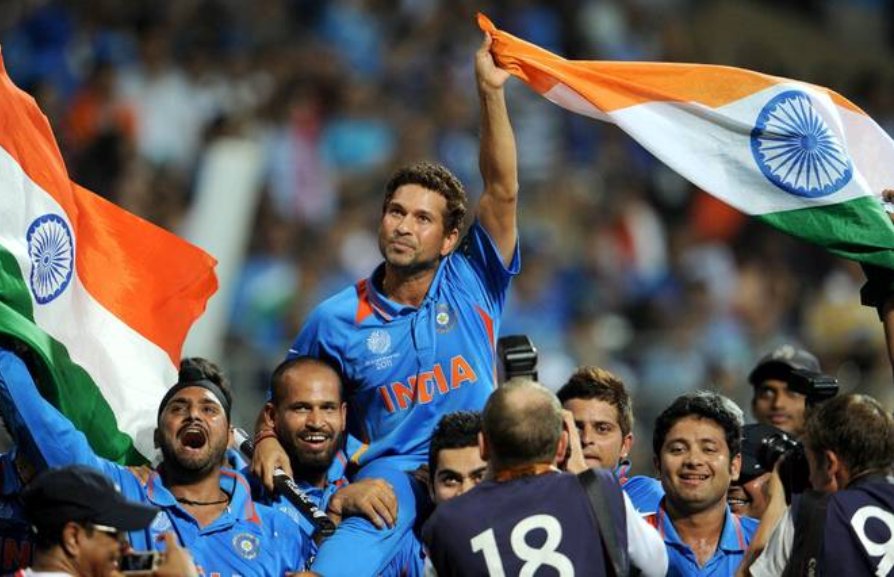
<box><xmin>748</xmin><ymin>345</ymin><xmax>820</xmax><ymax>386</ymax></box>
<box><xmin>22</xmin><ymin>465</ymin><xmax>159</xmax><ymax>532</ymax></box>
<box><xmin>738</xmin><ymin>423</ymin><xmax>786</xmax><ymax>482</ymax></box>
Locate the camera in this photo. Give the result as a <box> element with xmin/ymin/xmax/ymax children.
<box><xmin>757</xmin><ymin>431</ymin><xmax>810</xmax><ymax>501</ymax></box>
<box><xmin>120</xmin><ymin>551</ymin><xmax>160</xmax><ymax>574</ymax></box>
<box><xmin>497</xmin><ymin>335</ymin><xmax>538</xmax><ymax>383</ymax></box>
<box><xmin>787</xmin><ymin>369</ymin><xmax>838</xmax><ymax>406</ymax></box>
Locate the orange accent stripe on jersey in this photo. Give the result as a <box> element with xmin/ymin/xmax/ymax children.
<box><xmin>355</xmin><ymin>279</ymin><xmax>374</xmax><ymax>324</ymax></box>
<box><xmin>221</xmin><ymin>469</ymin><xmax>260</xmax><ymax>524</ymax></box>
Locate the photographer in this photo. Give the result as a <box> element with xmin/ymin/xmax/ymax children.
<box><xmin>742</xmin><ymin>394</ymin><xmax>894</xmax><ymax>576</ymax></box>
<box><xmin>748</xmin><ymin>346</ymin><xmax>823</xmax><ymax>438</ymax></box>
<box><xmin>21</xmin><ymin>464</ymin><xmax>197</xmax><ymax>577</ymax></box>
<box><xmin>727</xmin><ymin>424</ymin><xmax>790</xmax><ymax>521</ymax></box>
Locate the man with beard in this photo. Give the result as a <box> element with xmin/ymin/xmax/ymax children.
<box><xmin>253</xmin><ymin>31</ymin><xmax>520</xmax><ymax>576</ymax></box>
<box><xmin>0</xmin><ymin>346</ymin><xmax>307</xmax><ymax>575</ymax></box>
<box><xmin>257</xmin><ymin>357</ymin><xmax>415</xmax><ymax>572</ymax></box>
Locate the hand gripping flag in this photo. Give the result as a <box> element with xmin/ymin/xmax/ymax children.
<box><xmin>0</xmin><ymin>48</ymin><xmax>218</xmax><ymax>464</ymax></box>
<box><xmin>479</xmin><ymin>14</ymin><xmax>894</xmax><ymax>269</ymax></box>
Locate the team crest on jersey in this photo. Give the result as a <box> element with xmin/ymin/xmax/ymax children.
<box><xmin>150</xmin><ymin>512</ymin><xmax>172</xmax><ymax>534</ymax></box>
<box><xmin>435</xmin><ymin>303</ymin><xmax>457</xmax><ymax>333</ymax></box>
<box><xmin>232</xmin><ymin>533</ymin><xmax>260</xmax><ymax>560</ymax></box>
<box><xmin>367</xmin><ymin>330</ymin><xmax>391</xmax><ymax>354</ymax></box>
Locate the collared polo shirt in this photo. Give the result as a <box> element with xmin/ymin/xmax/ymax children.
<box><xmin>646</xmin><ymin>500</ymin><xmax>757</xmax><ymax>576</ymax></box>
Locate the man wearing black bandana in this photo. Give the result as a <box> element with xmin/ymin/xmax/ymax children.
<box><xmin>0</xmin><ymin>347</ymin><xmax>309</xmax><ymax>575</ymax></box>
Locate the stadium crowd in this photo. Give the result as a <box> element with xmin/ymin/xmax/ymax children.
<box><xmin>1</xmin><ymin>0</ymin><xmax>894</xmax><ymax>576</ymax></box>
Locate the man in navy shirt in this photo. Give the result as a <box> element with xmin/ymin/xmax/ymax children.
<box><xmin>646</xmin><ymin>391</ymin><xmax>758</xmax><ymax>576</ymax></box>
<box><xmin>423</xmin><ymin>379</ymin><xmax>667</xmax><ymax>577</ymax></box>
<box><xmin>747</xmin><ymin>394</ymin><xmax>894</xmax><ymax>577</ymax></box>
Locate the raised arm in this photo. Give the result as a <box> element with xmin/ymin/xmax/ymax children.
<box><xmin>0</xmin><ymin>346</ymin><xmax>106</xmax><ymax>473</ymax></box>
<box><xmin>475</xmin><ymin>33</ymin><xmax>518</xmax><ymax>266</ymax></box>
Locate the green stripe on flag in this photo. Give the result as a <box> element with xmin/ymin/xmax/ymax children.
<box><xmin>758</xmin><ymin>196</ymin><xmax>894</xmax><ymax>269</ymax></box>
<box><xmin>0</xmin><ymin>245</ymin><xmax>147</xmax><ymax>465</ymax></box>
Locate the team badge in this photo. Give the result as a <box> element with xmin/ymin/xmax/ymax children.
<box><xmin>367</xmin><ymin>330</ymin><xmax>391</xmax><ymax>354</ymax></box>
<box><xmin>26</xmin><ymin>214</ymin><xmax>75</xmax><ymax>304</ymax></box>
<box><xmin>150</xmin><ymin>512</ymin><xmax>172</xmax><ymax>534</ymax></box>
<box><xmin>435</xmin><ymin>303</ymin><xmax>457</xmax><ymax>333</ymax></box>
<box><xmin>751</xmin><ymin>90</ymin><xmax>852</xmax><ymax>198</ymax></box>
<box><xmin>232</xmin><ymin>533</ymin><xmax>260</xmax><ymax>560</ymax></box>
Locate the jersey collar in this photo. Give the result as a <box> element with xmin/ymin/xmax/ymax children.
<box><xmin>146</xmin><ymin>467</ymin><xmax>260</xmax><ymax>525</ymax></box>
<box><xmin>366</xmin><ymin>259</ymin><xmax>448</xmax><ymax>321</ymax></box>
<box><xmin>657</xmin><ymin>499</ymin><xmax>746</xmax><ymax>553</ymax></box>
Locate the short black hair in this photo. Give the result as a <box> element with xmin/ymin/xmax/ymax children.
<box><xmin>384</xmin><ymin>161</ymin><xmax>468</xmax><ymax>233</ymax></box>
<box><xmin>428</xmin><ymin>411</ymin><xmax>482</xmax><ymax>480</ymax></box>
<box><xmin>269</xmin><ymin>356</ymin><xmax>343</xmax><ymax>406</ymax></box>
<box><xmin>653</xmin><ymin>391</ymin><xmax>744</xmax><ymax>458</ymax></box>
<box><xmin>180</xmin><ymin>357</ymin><xmax>232</xmax><ymax>411</ymax></box>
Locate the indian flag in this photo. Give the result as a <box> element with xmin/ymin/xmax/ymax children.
<box><xmin>0</xmin><ymin>49</ymin><xmax>218</xmax><ymax>464</ymax></box>
<box><xmin>479</xmin><ymin>14</ymin><xmax>894</xmax><ymax>268</ymax></box>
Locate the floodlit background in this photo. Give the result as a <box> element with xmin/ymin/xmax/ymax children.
<box><xmin>2</xmin><ymin>0</ymin><xmax>892</xmax><ymax>472</ymax></box>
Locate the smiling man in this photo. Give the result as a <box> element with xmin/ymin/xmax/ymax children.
<box><xmin>648</xmin><ymin>391</ymin><xmax>758</xmax><ymax>576</ymax></box>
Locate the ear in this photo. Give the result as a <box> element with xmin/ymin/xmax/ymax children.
<box><xmin>620</xmin><ymin>433</ymin><xmax>634</xmax><ymax>460</ymax></box>
<box><xmin>478</xmin><ymin>431</ymin><xmax>489</xmax><ymax>462</ymax></box>
<box><xmin>440</xmin><ymin>228</ymin><xmax>460</xmax><ymax>257</ymax></box>
<box><xmin>61</xmin><ymin>522</ymin><xmax>81</xmax><ymax>557</ymax></box>
<box><xmin>825</xmin><ymin>450</ymin><xmax>844</xmax><ymax>491</ymax></box>
<box><xmin>263</xmin><ymin>402</ymin><xmax>277</xmax><ymax>431</ymax></box>
<box><xmin>555</xmin><ymin>430</ymin><xmax>569</xmax><ymax>465</ymax></box>
<box><xmin>338</xmin><ymin>402</ymin><xmax>348</xmax><ymax>433</ymax></box>
<box><xmin>730</xmin><ymin>452</ymin><xmax>742</xmax><ymax>482</ymax></box>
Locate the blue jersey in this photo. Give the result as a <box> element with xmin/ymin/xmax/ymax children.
<box><xmin>645</xmin><ymin>500</ymin><xmax>758</xmax><ymax>577</ymax></box>
<box><xmin>423</xmin><ymin>470</ymin><xmax>626</xmax><ymax>577</ymax></box>
<box><xmin>0</xmin><ymin>348</ymin><xmax>307</xmax><ymax>576</ymax></box>
<box><xmin>0</xmin><ymin>452</ymin><xmax>32</xmax><ymax>572</ymax></box>
<box><xmin>623</xmin><ymin>474</ymin><xmax>664</xmax><ymax>514</ymax></box>
<box><xmin>287</xmin><ymin>220</ymin><xmax>519</xmax><ymax>468</ymax></box>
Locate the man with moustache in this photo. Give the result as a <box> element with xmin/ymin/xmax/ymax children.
<box><xmin>0</xmin><ymin>347</ymin><xmax>307</xmax><ymax>575</ymax></box>
<box><xmin>427</xmin><ymin>411</ymin><xmax>487</xmax><ymax>505</ymax></box>
<box><xmin>748</xmin><ymin>346</ymin><xmax>821</xmax><ymax>438</ymax></box>
<box><xmin>647</xmin><ymin>391</ymin><xmax>758</xmax><ymax>576</ymax></box>
<box><xmin>253</xmin><ymin>31</ymin><xmax>521</xmax><ymax>576</ymax></box>
<box><xmin>256</xmin><ymin>356</ymin><xmax>416</xmax><ymax>573</ymax></box>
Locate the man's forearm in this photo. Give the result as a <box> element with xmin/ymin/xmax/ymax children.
<box><xmin>478</xmin><ymin>86</ymin><xmax>518</xmax><ymax>202</ymax></box>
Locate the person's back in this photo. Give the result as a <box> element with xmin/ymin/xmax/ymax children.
<box><xmin>424</xmin><ymin>468</ymin><xmax>622</xmax><ymax>576</ymax></box>
<box><xmin>821</xmin><ymin>474</ymin><xmax>894</xmax><ymax>576</ymax></box>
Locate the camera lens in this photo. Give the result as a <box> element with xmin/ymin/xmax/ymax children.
<box><xmin>757</xmin><ymin>432</ymin><xmax>800</xmax><ymax>471</ymax></box>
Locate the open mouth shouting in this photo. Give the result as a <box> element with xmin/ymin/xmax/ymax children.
<box><xmin>178</xmin><ymin>425</ymin><xmax>208</xmax><ymax>453</ymax></box>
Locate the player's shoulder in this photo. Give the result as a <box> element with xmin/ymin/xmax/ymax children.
<box><xmin>308</xmin><ymin>282</ymin><xmax>364</xmax><ymax>321</ymax></box>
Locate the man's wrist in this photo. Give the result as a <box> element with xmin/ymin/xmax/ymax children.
<box><xmin>254</xmin><ymin>429</ymin><xmax>277</xmax><ymax>446</ymax></box>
